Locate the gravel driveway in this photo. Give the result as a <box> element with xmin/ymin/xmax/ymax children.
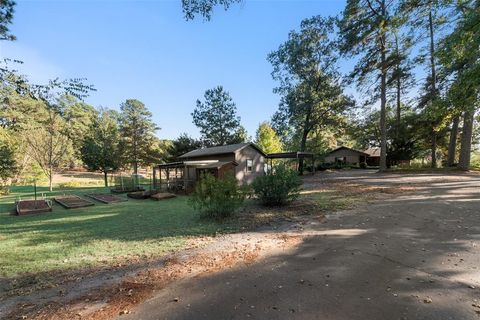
<box><xmin>122</xmin><ymin>171</ymin><xmax>480</xmax><ymax>320</ymax></box>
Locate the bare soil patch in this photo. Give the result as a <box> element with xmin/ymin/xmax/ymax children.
<box><xmin>3</xmin><ymin>233</ymin><xmax>303</xmax><ymax>320</ymax></box>
<box><xmin>54</xmin><ymin>195</ymin><xmax>95</xmax><ymax>209</ymax></box>
<box><xmin>85</xmin><ymin>194</ymin><xmax>127</xmax><ymax>204</ymax></box>
<box><xmin>16</xmin><ymin>200</ymin><xmax>52</xmax><ymax>215</ymax></box>
<box><xmin>126</xmin><ymin>191</ymin><xmax>157</xmax><ymax>199</ymax></box>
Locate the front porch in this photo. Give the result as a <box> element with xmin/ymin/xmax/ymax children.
<box><xmin>152</xmin><ymin>160</ymin><xmax>237</xmax><ymax>194</ymax></box>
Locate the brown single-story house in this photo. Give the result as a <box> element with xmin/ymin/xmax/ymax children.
<box><xmin>153</xmin><ymin>143</ymin><xmax>266</xmax><ymax>192</ymax></box>
<box><xmin>364</xmin><ymin>147</ymin><xmax>381</xmax><ymax>166</ymax></box>
<box><xmin>324</xmin><ymin>146</ymin><xmax>369</xmax><ymax>166</ymax></box>
<box><xmin>179</xmin><ymin>142</ymin><xmax>266</xmax><ymax>184</ymax></box>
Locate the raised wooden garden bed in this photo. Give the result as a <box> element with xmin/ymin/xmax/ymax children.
<box><xmin>85</xmin><ymin>193</ymin><xmax>127</xmax><ymax>204</ymax></box>
<box><xmin>127</xmin><ymin>190</ymin><xmax>158</xmax><ymax>199</ymax></box>
<box><xmin>150</xmin><ymin>192</ymin><xmax>176</xmax><ymax>201</ymax></box>
<box><xmin>16</xmin><ymin>200</ymin><xmax>52</xmax><ymax>215</ymax></box>
<box><xmin>54</xmin><ymin>195</ymin><xmax>95</xmax><ymax>209</ymax></box>
<box><xmin>110</xmin><ymin>187</ymin><xmax>145</xmax><ymax>194</ymax></box>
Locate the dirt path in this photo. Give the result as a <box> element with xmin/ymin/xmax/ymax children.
<box><xmin>120</xmin><ymin>171</ymin><xmax>480</xmax><ymax>320</ymax></box>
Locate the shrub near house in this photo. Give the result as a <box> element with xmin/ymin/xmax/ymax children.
<box><xmin>252</xmin><ymin>164</ymin><xmax>301</xmax><ymax>206</ymax></box>
<box><xmin>189</xmin><ymin>173</ymin><xmax>247</xmax><ymax>219</ymax></box>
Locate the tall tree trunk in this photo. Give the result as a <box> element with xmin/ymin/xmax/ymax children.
<box><xmin>48</xmin><ymin>124</ymin><xmax>54</xmax><ymax>192</ymax></box>
<box><xmin>431</xmin><ymin>129</ymin><xmax>437</xmax><ymax>168</ymax></box>
<box><xmin>428</xmin><ymin>8</ymin><xmax>438</xmax><ymax>168</ymax></box>
<box><xmin>447</xmin><ymin>115</ymin><xmax>459</xmax><ymax>167</ymax></box>
<box><xmin>379</xmin><ymin>13</ymin><xmax>388</xmax><ymax>171</ymax></box>
<box><xmin>396</xmin><ymin>74</ymin><xmax>401</xmax><ymax>137</ymax></box>
<box><xmin>458</xmin><ymin>110</ymin><xmax>474</xmax><ymax>170</ymax></box>
<box><xmin>298</xmin><ymin>111</ymin><xmax>311</xmax><ymax>175</ymax></box>
<box><xmin>104</xmin><ymin>171</ymin><xmax>108</xmax><ymax>187</ymax></box>
<box><xmin>49</xmin><ymin>166</ymin><xmax>53</xmax><ymax>192</ymax></box>
<box><xmin>394</xmin><ymin>33</ymin><xmax>401</xmax><ymax>138</ymax></box>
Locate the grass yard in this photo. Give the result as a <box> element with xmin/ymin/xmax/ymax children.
<box><xmin>0</xmin><ymin>185</ymin><xmax>241</xmax><ymax>280</ymax></box>
<box><xmin>0</xmin><ymin>175</ymin><xmax>365</xmax><ymax>294</ymax></box>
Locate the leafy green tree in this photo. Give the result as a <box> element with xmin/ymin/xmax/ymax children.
<box><xmin>388</xmin><ymin>25</ymin><xmax>414</xmax><ymax>137</ymax></box>
<box><xmin>0</xmin><ymin>1</ymin><xmax>16</xmax><ymax>41</ymax></box>
<box><xmin>182</xmin><ymin>0</ymin><xmax>241</xmax><ymax>20</ymax></box>
<box><xmin>24</xmin><ymin>78</ymin><xmax>95</xmax><ymax>191</ymax></box>
<box><xmin>338</xmin><ymin>0</ymin><xmax>396</xmax><ymax>171</ymax></box>
<box><xmin>438</xmin><ymin>0</ymin><xmax>479</xmax><ymax>170</ymax></box>
<box><xmin>168</xmin><ymin>133</ymin><xmax>202</xmax><ymax>161</ymax></box>
<box><xmin>354</xmin><ymin>107</ymin><xmax>424</xmax><ymax>165</ymax></box>
<box><xmin>119</xmin><ymin>99</ymin><xmax>160</xmax><ymax>177</ymax></box>
<box><xmin>192</xmin><ymin>86</ymin><xmax>243</xmax><ymax>146</ymax></box>
<box><xmin>229</xmin><ymin>125</ymin><xmax>250</xmax><ymax>144</ymax></box>
<box><xmin>269</xmin><ymin>16</ymin><xmax>353</xmax><ymax>173</ymax></box>
<box><xmin>399</xmin><ymin>0</ymin><xmax>453</xmax><ymax>168</ymax></box>
<box><xmin>81</xmin><ymin>108</ymin><xmax>122</xmax><ymax>187</ymax></box>
<box><xmin>26</xmin><ymin>109</ymin><xmax>73</xmax><ymax>192</ymax></box>
<box><xmin>0</xmin><ymin>137</ymin><xmax>17</xmax><ymax>193</ymax></box>
<box><xmin>446</xmin><ymin>114</ymin><xmax>460</xmax><ymax>166</ymax></box>
<box><xmin>60</xmin><ymin>94</ymin><xmax>97</xmax><ymax>165</ymax></box>
<box><xmin>255</xmin><ymin>122</ymin><xmax>282</xmax><ymax>154</ymax></box>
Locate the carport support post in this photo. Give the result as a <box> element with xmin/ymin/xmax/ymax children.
<box><xmin>184</xmin><ymin>164</ymin><xmax>188</xmax><ymax>194</ymax></box>
<box><xmin>152</xmin><ymin>167</ymin><xmax>157</xmax><ymax>190</ymax></box>
<box><xmin>159</xmin><ymin>168</ymin><xmax>162</xmax><ymax>191</ymax></box>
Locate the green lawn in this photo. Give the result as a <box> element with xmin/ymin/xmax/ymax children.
<box><xmin>0</xmin><ymin>185</ymin><xmax>241</xmax><ymax>279</ymax></box>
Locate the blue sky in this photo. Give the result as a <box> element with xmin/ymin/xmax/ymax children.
<box><xmin>0</xmin><ymin>0</ymin><xmax>346</xmax><ymax>140</ymax></box>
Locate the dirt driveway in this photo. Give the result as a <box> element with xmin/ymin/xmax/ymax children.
<box><xmin>122</xmin><ymin>171</ymin><xmax>480</xmax><ymax>320</ymax></box>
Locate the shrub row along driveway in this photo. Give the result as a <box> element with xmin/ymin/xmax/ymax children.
<box><xmin>123</xmin><ymin>171</ymin><xmax>480</xmax><ymax>320</ymax></box>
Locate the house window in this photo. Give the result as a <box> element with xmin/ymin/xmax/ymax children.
<box><xmin>246</xmin><ymin>159</ymin><xmax>253</xmax><ymax>172</ymax></box>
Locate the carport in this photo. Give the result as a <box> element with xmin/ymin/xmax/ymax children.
<box><xmin>266</xmin><ymin>151</ymin><xmax>315</xmax><ymax>174</ymax></box>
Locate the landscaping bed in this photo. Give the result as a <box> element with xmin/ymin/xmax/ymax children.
<box><xmin>54</xmin><ymin>195</ymin><xmax>95</xmax><ymax>209</ymax></box>
<box><xmin>111</xmin><ymin>187</ymin><xmax>145</xmax><ymax>194</ymax></box>
<box><xmin>16</xmin><ymin>200</ymin><xmax>52</xmax><ymax>215</ymax></box>
<box><xmin>85</xmin><ymin>193</ymin><xmax>127</xmax><ymax>204</ymax></box>
<box><xmin>150</xmin><ymin>192</ymin><xmax>176</xmax><ymax>201</ymax></box>
<box><xmin>127</xmin><ymin>190</ymin><xmax>158</xmax><ymax>199</ymax></box>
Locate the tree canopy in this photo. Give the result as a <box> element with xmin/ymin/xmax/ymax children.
<box><xmin>255</xmin><ymin>122</ymin><xmax>282</xmax><ymax>154</ymax></box>
<box><xmin>192</xmin><ymin>86</ymin><xmax>244</xmax><ymax>146</ymax></box>
<box><xmin>119</xmin><ymin>99</ymin><xmax>160</xmax><ymax>176</ymax></box>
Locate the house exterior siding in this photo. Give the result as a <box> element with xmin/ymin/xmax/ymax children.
<box><xmin>234</xmin><ymin>145</ymin><xmax>265</xmax><ymax>184</ymax></box>
<box><xmin>324</xmin><ymin>148</ymin><xmax>367</xmax><ymax>165</ymax></box>
<box><xmin>181</xmin><ymin>145</ymin><xmax>265</xmax><ymax>184</ymax></box>
<box><xmin>184</xmin><ymin>154</ymin><xmax>235</xmax><ymax>182</ymax></box>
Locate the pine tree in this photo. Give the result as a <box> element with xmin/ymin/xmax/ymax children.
<box><xmin>338</xmin><ymin>0</ymin><xmax>396</xmax><ymax>171</ymax></box>
<box><xmin>119</xmin><ymin>99</ymin><xmax>160</xmax><ymax>177</ymax></box>
<box><xmin>192</xmin><ymin>86</ymin><xmax>243</xmax><ymax>146</ymax></box>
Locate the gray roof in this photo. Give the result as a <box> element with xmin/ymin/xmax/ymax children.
<box><xmin>364</xmin><ymin>147</ymin><xmax>381</xmax><ymax>157</ymax></box>
<box><xmin>327</xmin><ymin>146</ymin><xmax>369</xmax><ymax>156</ymax></box>
<box><xmin>179</xmin><ymin>143</ymin><xmax>266</xmax><ymax>159</ymax></box>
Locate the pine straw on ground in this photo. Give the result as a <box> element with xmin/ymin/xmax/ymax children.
<box><xmin>5</xmin><ymin>234</ymin><xmax>302</xmax><ymax>320</ymax></box>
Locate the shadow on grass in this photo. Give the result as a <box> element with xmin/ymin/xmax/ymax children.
<box><xmin>0</xmin><ymin>186</ymin><xmax>246</xmax><ymax>284</ymax></box>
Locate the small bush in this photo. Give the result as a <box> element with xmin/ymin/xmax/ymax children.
<box><xmin>471</xmin><ymin>153</ymin><xmax>480</xmax><ymax>170</ymax></box>
<box><xmin>359</xmin><ymin>162</ymin><xmax>367</xmax><ymax>169</ymax></box>
<box><xmin>252</xmin><ymin>164</ymin><xmax>302</xmax><ymax>206</ymax></box>
<box><xmin>189</xmin><ymin>173</ymin><xmax>247</xmax><ymax>219</ymax></box>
